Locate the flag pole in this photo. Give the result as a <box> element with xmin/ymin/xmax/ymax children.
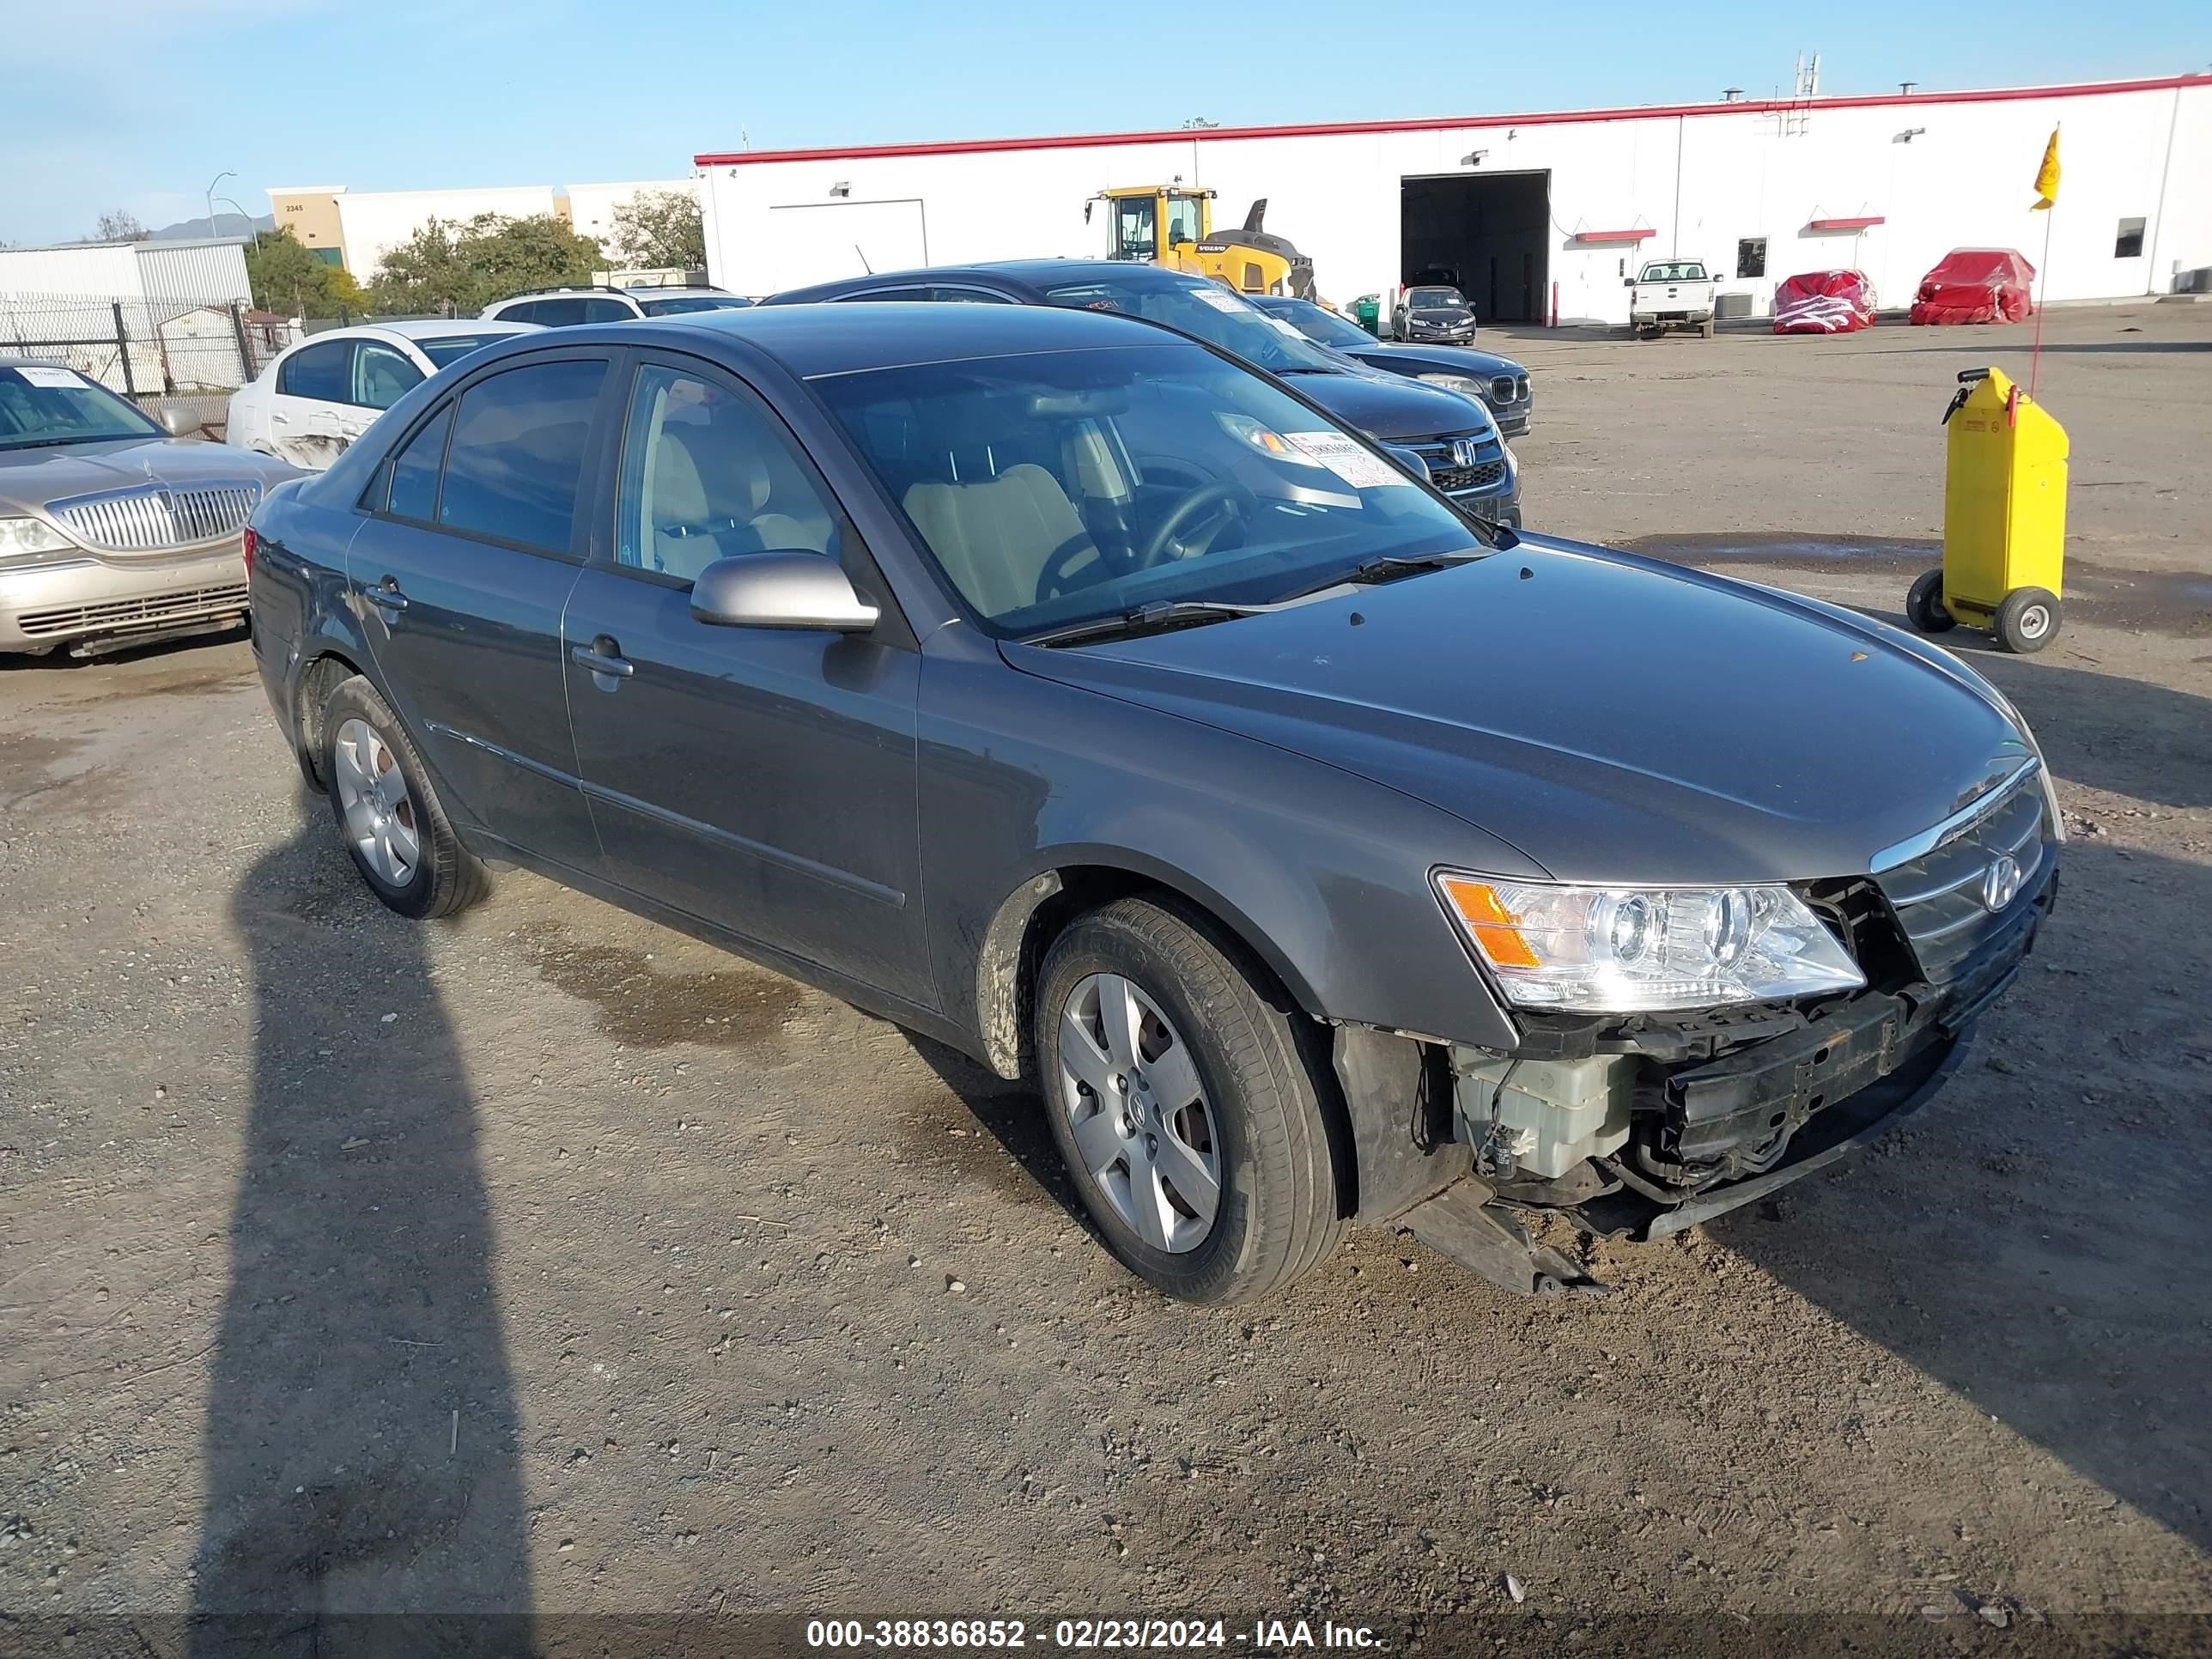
<box><xmin>2030</xmin><ymin>204</ymin><xmax>2054</xmax><ymax>398</ymax></box>
<box><xmin>2029</xmin><ymin>121</ymin><xmax>2058</xmax><ymax>398</ymax></box>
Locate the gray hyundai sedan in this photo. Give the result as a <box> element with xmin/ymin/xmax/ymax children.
<box><xmin>246</xmin><ymin>303</ymin><xmax>2059</xmax><ymax>1304</ymax></box>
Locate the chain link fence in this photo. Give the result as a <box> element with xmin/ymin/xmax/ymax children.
<box><xmin>0</xmin><ymin>292</ymin><xmax>296</xmax><ymax>435</ymax></box>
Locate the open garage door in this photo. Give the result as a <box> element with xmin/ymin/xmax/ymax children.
<box><xmin>1401</xmin><ymin>171</ymin><xmax>1551</xmax><ymax>325</ymax></box>
<box><xmin>764</xmin><ymin>198</ymin><xmax>929</xmax><ymax>291</ymax></box>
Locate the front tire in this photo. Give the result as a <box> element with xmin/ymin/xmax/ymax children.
<box><xmin>1994</xmin><ymin>586</ymin><xmax>2061</xmax><ymax>653</ymax></box>
<box><xmin>321</xmin><ymin>676</ymin><xmax>488</xmax><ymax>919</ymax></box>
<box><xmin>1036</xmin><ymin>897</ymin><xmax>1343</xmax><ymax>1304</ymax></box>
<box><xmin>1906</xmin><ymin>568</ymin><xmax>1957</xmax><ymax>633</ymax></box>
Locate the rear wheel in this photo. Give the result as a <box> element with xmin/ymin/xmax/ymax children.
<box><xmin>1906</xmin><ymin>568</ymin><xmax>1957</xmax><ymax>633</ymax></box>
<box><xmin>1994</xmin><ymin>586</ymin><xmax>2061</xmax><ymax>654</ymax></box>
<box><xmin>1036</xmin><ymin>897</ymin><xmax>1342</xmax><ymax>1304</ymax></box>
<box><xmin>322</xmin><ymin>676</ymin><xmax>489</xmax><ymax>919</ymax></box>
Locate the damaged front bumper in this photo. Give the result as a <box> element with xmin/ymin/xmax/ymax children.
<box><xmin>1381</xmin><ymin>857</ymin><xmax>2056</xmax><ymax>1293</ymax></box>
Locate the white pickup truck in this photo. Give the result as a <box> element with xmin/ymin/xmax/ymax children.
<box><xmin>1626</xmin><ymin>259</ymin><xmax>1718</xmax><ymax>338</ymax></box>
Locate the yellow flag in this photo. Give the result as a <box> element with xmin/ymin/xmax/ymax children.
<box><xmin>2032</xmin><ymin>127</ymin><xmax>2060</xmax><ymax>210</ymax></box>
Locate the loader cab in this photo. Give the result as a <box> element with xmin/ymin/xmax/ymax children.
<box><xmin>1091</xmin><ymin>186</ymin><xmax>1215</xmax><ymax>264</ymax></box>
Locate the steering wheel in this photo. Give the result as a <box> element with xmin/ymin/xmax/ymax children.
<box><xmin>1136</xmin><ymin>481</ymin><xmax>1255</xmax><ymax>569</ymax></box>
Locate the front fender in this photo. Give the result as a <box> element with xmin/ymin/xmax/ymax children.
<box><xmin>921</xmin><ymin>647</ymin><xmax>1533</xmax><ymax>1078</ymax></box>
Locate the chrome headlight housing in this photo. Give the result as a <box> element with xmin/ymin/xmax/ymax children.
<box><xmin>0</xmin><ymin>517</ymin><xmax>76</xmax><ymax>564</ymax></box>
<box><xmin>1436</xmin><ymin>872</ymin><xmax>1865</xmax><ymax>1012</ymax></box>
<box><xmin>1417</xmin><ymin>372</ymin><xmax>1491</xmax><ymax>403</ymax></box>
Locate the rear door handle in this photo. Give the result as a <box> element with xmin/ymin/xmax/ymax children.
<box><xmin>570</xmin><ymin>640</ymin><xmax>634</xmax><ymax>678</ymax></box>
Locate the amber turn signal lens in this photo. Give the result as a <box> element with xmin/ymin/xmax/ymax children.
<box><xmin>1437</xmin><ymin>875</ymin><xmax>1540</xmax><ymax>969</ymax></box>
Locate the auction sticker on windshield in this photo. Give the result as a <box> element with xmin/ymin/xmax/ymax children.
<box><xmin>13</xmin><ymin>367</ymin><xmax>88</xmax><ymax>390</ymax></box>
<box><xmin>1190</xmin><ymin>288</ymin><xmax>1252</xmax><ymax>313</ymax></box>
<box><xmin>1285</xmin><ymin>430</ymin><xmax>1413</xmax><ymax>489</ymax></box>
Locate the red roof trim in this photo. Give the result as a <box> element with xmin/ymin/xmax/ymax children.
<box><xmin>1572</xmin><ymin>227</ymin><xmax>1658</xmax><ymax>243</ymax></box>
<box><xmin>696</xmin><ymin>73</ymin><xmax>2205</xmax><ymax>168</ymax></box>
<box><xmin>1808</xmin><ymin>215</ymin><xmax>1887</xmax><ymax>230</ymax></box>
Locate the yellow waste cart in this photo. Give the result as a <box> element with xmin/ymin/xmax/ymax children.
<box><xmin>1906</xmin><ymin>366</ymin><xmax>2068</xmax><ymax>653</ymax></box>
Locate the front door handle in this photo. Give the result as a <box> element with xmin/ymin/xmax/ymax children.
<box><xmin>369</xmin><ymin>578</ymin><xmax>409</xmax><ymax>613</ymax></box>
<box><xmin>570</xmin><ymin>640</ymin><xmax>634</xmax><ymax>678</ymax></box>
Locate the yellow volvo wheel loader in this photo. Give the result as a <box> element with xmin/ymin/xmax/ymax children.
<box><xmin>1085</xmin><ymin>185</ymin><xmax>1316</xmax><ymax>299</ymax></box>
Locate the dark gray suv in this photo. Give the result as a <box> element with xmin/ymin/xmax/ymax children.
<box><xmin>246</xmin><ymin>302</ymin><xmax>2058</xmax><ymax>1304</ymax></box>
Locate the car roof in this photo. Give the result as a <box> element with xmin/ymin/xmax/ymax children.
<box><xmin>773</xmin><ymin>258</ymin><xmax>1253</xmax><ymax>305</ymax></box>
<box><xmin>648</xmin><ymin>300</ymin><xmax>1188</xmax><ymax>379</ymax></box>
<box><xmin>376</xmin><ymin>319</ymin><xmax>540</xmax><ymax>340</ymax></box>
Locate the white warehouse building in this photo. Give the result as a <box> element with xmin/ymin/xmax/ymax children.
<box><xmin>695</xmin><ymin>72</ymin><xmax>2209</xmax><ymax>321</ymax></box>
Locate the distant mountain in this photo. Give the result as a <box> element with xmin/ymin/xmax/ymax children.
<box><xmin>148</xmin><ymin>210</ymin><xmax>273</xmax><ymax>242</ymax></box>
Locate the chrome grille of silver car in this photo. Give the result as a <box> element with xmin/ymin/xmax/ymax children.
<box><xmin>47</xmin><ymin>482</ymin><xmax>260</xmax><ymax>553</ymax></box>
<box><xmin>1875</xmin><ymin>777</ymin><xmax>2052</xmax><ymax>982</ymax></box>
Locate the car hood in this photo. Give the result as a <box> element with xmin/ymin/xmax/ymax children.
<box><xmin>1352</xmin><ymin>343</ymin><xmax>1524</xmax><ymax>381</ymax></box>
<box><xmin>1280</xmin><ymin>366</ymin><xmax>1489</xmax><ymax>441</ymax></box>
<box><xmin>1003</xmin><ymin>535</ymin><xmax>2028</xmax><ymax>886</ymax></box>
<box><xmin>1</xmin><ymin>437</ymin><xmax>294</xmax><ymax>512</ymax></box>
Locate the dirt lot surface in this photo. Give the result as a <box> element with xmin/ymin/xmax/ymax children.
<box><xmin>3</xmin><ymin>304</ymin><xmax>2209</xmax><ymax>1657</ymax></box>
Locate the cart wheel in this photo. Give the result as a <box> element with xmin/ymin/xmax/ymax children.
<box><xmin>1994</xmin><ymin>587</ymin><xmax>2061</xmax><ymax>654</ymax></box>
<box><xmin>1905</xmin><ymin>569</ymin><xmax>1956</xmax><ymax>634</ymax></box>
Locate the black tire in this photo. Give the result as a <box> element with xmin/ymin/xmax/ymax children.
<box><xmin>1994</xmin><ymin>586</ymin><xmax>2061</xmax><ymax>654</ymax></box>
<box><xmin>1906</xmin><ymin>568</ymin><xmax>1957</xmax><ymax>633</ymax></box>
<box><xmin>320</xmin><ymin>675</ymin><xmax>489</xmax><ymax>920</ymax></box>
<box><xmin>1036</xmin><ymin>896</ymin><xmax>1343</xmax><ymax>1304</ymax></box>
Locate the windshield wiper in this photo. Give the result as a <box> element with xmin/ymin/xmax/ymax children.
<box><xmin>1021</xmin><ymin>599</ymin><xmax>1270</xmax><ymax>649</ymax></box>
<box><xmin>1276</xmin><ymin>548</ymin><xmax>1487</xmax><ymax>603</ymax></box>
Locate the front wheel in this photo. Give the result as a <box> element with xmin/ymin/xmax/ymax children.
<box><xmin>1036</xmin><ymin>897</ymin><xmax>1342</xmax><ymax>1304</ymax></box>
<box><xmin>322</xmin><ymin>676</ymin><xmax>489</xmax><ymax>919</ymax></box>
<box><xmin>1994</xmin><ymin>586</ymin><xmax>2061</xmax><ymax>653</ymax></box>
<box><xmin>1906</xmin><ymin>568</ymin><xmax>1957</xmax><ymax>633</ymax></box>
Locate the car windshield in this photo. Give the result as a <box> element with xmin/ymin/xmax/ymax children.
<box><xmin>416</xmin><ymin>332</ymin><xmax>525</xmax><ymax>369</ymax></box>
<box><xmin>1267</xmin><ymin>301</ymin><xmax>1374</xmax><ymax>350</ymax></box>
<box><xmin>1040</xmin><ymin>274</ymin><xmax>1346</xmax><ymax>376</ymax></box>
<box><xmin>0</xmin><ymin>364</ymin><xmax>162</xmax><ymax>450</ymax></box>
<box><xmin>1407</xmin><ymin>287</ymin><xmax>1464</xmax><ymax>309</ymax></box>
<box><xmin>1640</xmin><ymin>263</ymin><xmax>1708</xmax><ymax>282</ymax></box>
<box><xmin>640</xmin><ymin>294</ymin><xmax>753</xmax><ymax>315</ymax></box>
<box><xmin>812</xmin><ymin>341</ymin><xmax>1481</xmax><ymax>640</ymax></box>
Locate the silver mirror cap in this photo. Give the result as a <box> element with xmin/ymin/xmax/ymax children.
<box><xmin>159</xmin><ymin>404</ymin><xmax>198</xmax><ymax>438</ymax></box>
<box><xmin>690</xmin><ymin>551</ymin><xmax>879</xmax><ymax>633</ymax></box>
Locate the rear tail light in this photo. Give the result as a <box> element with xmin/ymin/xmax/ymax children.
<box><xmin>241</xmin><ymin>526</ymin><xmax>258</xmax><ymax>575</ymax></box>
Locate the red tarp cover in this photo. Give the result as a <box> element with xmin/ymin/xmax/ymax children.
<box><xmin>1910</xmin><ymin>247</ymin><xmax>2035</xmax><ymax>325</ymax></box>
<box><xmin>1773</xmin><ymin>269</ymin><xmax>1877</xmax><ymax>333</ymax></box>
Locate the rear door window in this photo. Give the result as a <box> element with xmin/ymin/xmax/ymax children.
<box><xmin>580</xmin><ymin>297</ymin><xmax>635</xmax><ymax>323</ymax></box>
<box><xmin>436</xmin><ymin>358</ymin><xmax>609</xmax><ymax>553</ymax></box>
<box><xmin>279</xmin><ymin>339</ymin><xmax>352</xmax><ymax>402</ymax></box>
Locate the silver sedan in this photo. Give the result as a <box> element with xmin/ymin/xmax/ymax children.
<box><xmin>1</xmin><ymin>359</ymin><xmax>298</xmax><ymax>658</ymax></box>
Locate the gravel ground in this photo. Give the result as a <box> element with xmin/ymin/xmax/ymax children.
<box><xmin>2</xmin><ymin>303</ymin><xmax>2208</xmax><ymax>1658</ymax></box>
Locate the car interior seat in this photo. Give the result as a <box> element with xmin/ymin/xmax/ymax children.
<box><xmin>902</xmin><ymin>465</ymin><xmax>1103</xmax><ymax>617</ymax></box>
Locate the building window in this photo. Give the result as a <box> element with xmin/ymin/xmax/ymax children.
<box><xmin>2114</xmin><ymin>217</ymin><xmax>2147</xmax><ymax>258</ymax></box>
<box><xmin>1736</xmin><ymin>238</ymin><xmax>1767</xmax><ymax>279</ymax></box>
<box><xmin>310</xmin><ymin>246</ymin><xmax>343</xmax><ymax>268</ymax></box>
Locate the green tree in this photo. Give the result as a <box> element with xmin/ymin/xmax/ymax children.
<box><xmin>244</xmin><ymin>229</ymin><xmax>366</xmax><ymax>319</ymax></box>
<box><xmin>605</xmin><ymin>189</ymin><xmax>705</xmax><ymax>270</ymax></box>
<box><xmin>368</xmin><ymin>213</ymin><xmax>605</xmax><ymax>315</ymax></box>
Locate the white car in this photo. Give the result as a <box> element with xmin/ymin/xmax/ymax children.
<box><xmin>480</xmin><ymin>285</ymin><xmax>753</xmax><ymax>326</ymax></box>
<box><xmin>226</xmin><ymin>320</ymin><xmax>538</xmax><ymax>470</ymax></box>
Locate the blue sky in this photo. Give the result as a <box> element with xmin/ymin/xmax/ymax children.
<box><xmin>4</xmin><ymin>0</ymin><xmax>2203</xmax><ymax>245</ymax></box>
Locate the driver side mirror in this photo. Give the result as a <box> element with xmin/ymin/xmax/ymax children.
<box><xmin>690</xmin><ymin>552</ymin><xmax>879</xmax><ymax>633</ymax></box>
<box><xmin>159</xmin><ymin>404</ymin><xmax>198</xmax><ymax>438</ymax></box>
